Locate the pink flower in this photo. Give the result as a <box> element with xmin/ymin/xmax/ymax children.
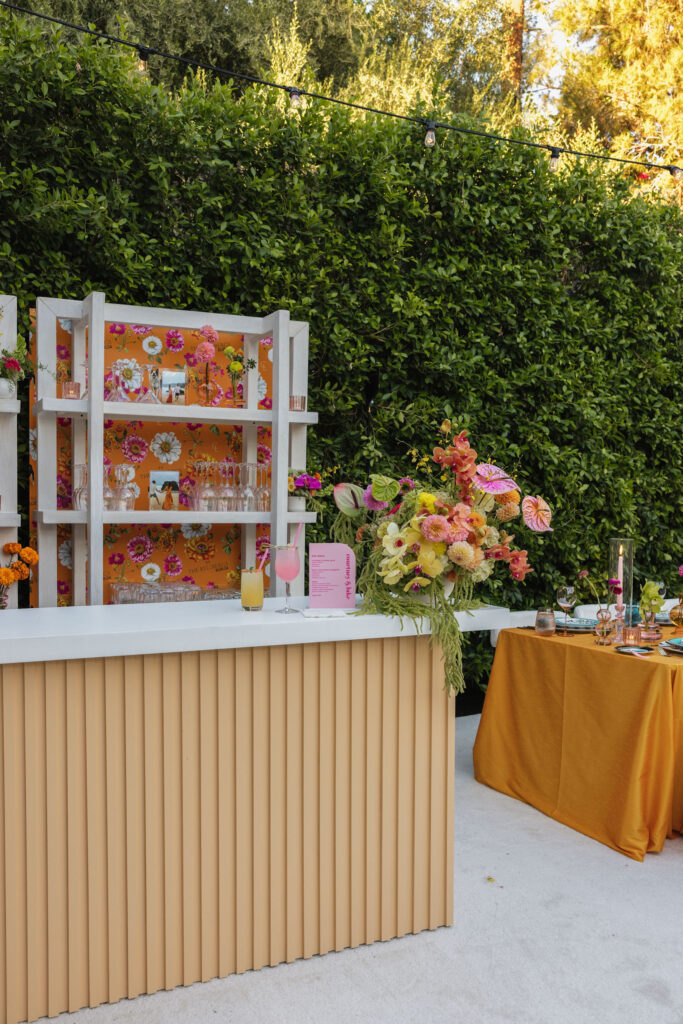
<box><xmin>109</xmin><ymin>323</ymin><xmax>125</xmax><ymax>334</ymax></box>
<box><xmin>130</xmin><ymin>324</ymin><xmax>152</xmax><ymax>335</ymax></box>
<box><xmin>363</xmin><ymin>485</ymin><xmax>388</xmax><ymax>511</ymax></box>
<box><xmin>194</xmin><ymin>339</ymin><xmax>216</xmax><ymax>364</ymax></box>
<box><xmin>104</xmin><ymin>419</ymin><xmax>114</xmax><ymax>429</ymax></box>
<box><xmin>521</xmin><ymin>495</ymin><xmax>553</xmax><ymax>532</ymax></box>
<box><xmin>473</xmin><ymin>463</ymin><xmax>519</xmax><ymax>494</ymax></box>
<box><xmin>163</xmin><ymin>554</ymin><xmax>183</xmax><ymax>577</ymax></box>
<box><xmin>127</xmin><ymin>533</ymin><xmax>154</xmax><ymax>564</ymax></box>
<box><xmin>57</xmin><ymin>580</ymin><xmax>70</xmax><ymax>595</ymax></box>
<box><xmin>187</xmin><ymin>423</ymin><xmax>202</xmax><ymax>431</ymax></box>
<box><xmin>208</xmin><ymin>384</ymin><xmax>225</xmax><ymax>406</ymax></box>
<box><xmin>182</xmin><ymin>575</ymin><xmax>195</xmax><ymax>584</ymax></box>
<box><xmin>199</xmin><ymin>325</ymin><xmax>219</xmax><ymax>345</ymax></box>
<box><xmin>185</xmin><ymin>352</ymin><xmax>198</xmax><ymax>367</ymax></box>
<box><xmin>121</xmin><ymin>434</ymin><xmax>148</xmax><ymax>463</ymax></box>
<box><xmin>57</xmin><ymin>345</ymin><xmax>71</xmax><ymax>360</ymax></box>
<box><xmin>256</xmin><ymin>533</ymin><xmax>270</xmax><ymax>560</ymax></box>
<box><xmin>259</xmin><ymin>396</ymin><xmax>273</xmax><ymax>409</ymax></box>
<box><xmin>678</xmin><ymin>564</ymin><xmax>683</xmax><ymax>577</ymax></box>
<box><xmin>3</xmin><ymin>357</ymin><xmax>21</xmax><ymax>375</ymax></box>
<box><xmin>420</xmin><ymin>514</ymin><xmax>453</xmax><ymax>543</ymax></box>
<box><xmin>108</xmin><ymin>552</ymin><xmax>124</xmax><ymax>565</ymax></box>
<box><xmin>257</xmin><ymin>442</ymin><xmax>272</xmax><ymax>464</ymax></box>
<box><xmin>399</xmin><ymin>477</ymin><xmax>415</xmax><ymax>492</ymax></box>
<box><xmin>259</xmin><ymin>337</ymin><xmax>273</xmax><ymax>347</ymax></box>
<box><xmin>578</xmin><ymin>569</ymin><xmax>589</xmax><ymax>579</ymax></box>
<box><xmin>637</xmin><ymin>172</ymin><xmax>650</xmax><ymax>180</ymax></box>
<box><xmin>165</xmin><ymin>329</ymin><xmax>184</xmax><ymax>351</ymax></box>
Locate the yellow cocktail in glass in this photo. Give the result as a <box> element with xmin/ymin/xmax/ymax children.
<box><xmin>241</xmin><ymin>568</ymin><xmax>264</xmax><ymax>611</ymax></box>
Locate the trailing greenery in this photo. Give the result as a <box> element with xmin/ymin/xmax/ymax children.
<box><xmin>2</xmin><ymin>15</ymin><xmax>683</xmax><ymax>690</ymax></box>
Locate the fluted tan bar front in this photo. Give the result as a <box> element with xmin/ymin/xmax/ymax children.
<box><xmin>0</xmin><ymin>635</ymin><xmax>453</xmax><ymax>1024</ymax></box>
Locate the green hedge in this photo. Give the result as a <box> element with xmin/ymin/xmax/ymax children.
<box><xmin>2</xmin><ymin>15</ymin><xmax>682</xmax><ymax>686</ymax></box>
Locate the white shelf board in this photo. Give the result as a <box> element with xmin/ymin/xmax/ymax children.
<box><xmin>34</xmin><ymin>396</ymin><xmax>274</xmax><ymax>424</ymax></box>
<box><xmin>289</xmin><ymin>411</ymin><xmax>318</xmax><ymax>424</ymax></box>
<box><xmin>103</xmin><ymin>402</ymin><xmax>273</xmax><ymax>424</ymax></box>
<box><xmin>0</xmin><ymin>512</ymin><xmax>21</xmax><ymax>527</ymax></box>
<box><xmin>34</xmin><ymin>397</ymin><xmax>87</xmax><ymax>416</ymax></box>
<box><xmin>37</xmin><ymin>510</ymin><xmax>87</xmax><ymax>525</ymax></box>
<box><xmin>36</xmin><ymin>509</ymin><xmax>317</xmax><ymax>525</ymax></box>
<box><xmin>0</xmin><ymin>399</ymin><xmax>20</xmax><ymax>415</ymax></box>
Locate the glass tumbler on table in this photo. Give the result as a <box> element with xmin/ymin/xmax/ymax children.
<box><xmin>534</xmin><ymin>607</ymin><xmax>556</xmax><ymax>636</ymax></box>
<box><xmin>556</xmin><ymin>585</ymin><xmax>577</xmax><ymax>636</ymax></box>
<box><xmin>241</xmin><ymin>568</ymin><xmax>264</xmax><ymax>611</ymax></box>
<box><xmin>272</xmin><ymin>544</ymin><xmax>301</xmax><ymax>614</ymax></box>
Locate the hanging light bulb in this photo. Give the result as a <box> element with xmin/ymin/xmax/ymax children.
<box><xmin>136</xmin><ymin>47</ymin><xmax>150</xmax><ymax>75</ymax></box>
<box><xmin>424</xmin><ymin>121</ymin><xmax>436</xmax><ymax>148</ymax></box>
<box><xmin>669</xmin><ymin>165</ymin><xmax>683</xmax><ymax>180</ymax></box>
<box><xmin>548</xmin><ymin>147</ymin><xmax>561</xmax><ymax>172</ymax></box>
<box><xmin>289</xmin><ymin>88</ymin><xmax>303</xmax><ymax>110</ymax></box>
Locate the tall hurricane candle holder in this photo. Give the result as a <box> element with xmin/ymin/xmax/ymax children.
<box><xmin>609</xmin><ymin>537</ymin><xmax>634</xmax><ymax>626</ymax></box>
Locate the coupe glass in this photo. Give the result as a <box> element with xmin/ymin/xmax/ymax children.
<box><xmin>272</xmin><ymin>544</ymin><xmax>301</xmax><ymax>614</ymax></box>
<box><xmin>556</xmin><ymin>585</ymin><xmax>577</xmax><ymax>636</ymax></box>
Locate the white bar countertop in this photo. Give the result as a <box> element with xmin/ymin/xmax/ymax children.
<box><xmin>0</xmin><ymin>598</ymin><xmax>530</xmax><ymax>665</ymax></box>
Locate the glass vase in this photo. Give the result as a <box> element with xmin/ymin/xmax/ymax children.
<box><xmin>594</xmin><ymin>608</ymin><xmax>614</xmax><ymax>645</ymax></box>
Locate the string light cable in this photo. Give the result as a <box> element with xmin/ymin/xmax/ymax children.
<box><xmin>0</xmin><ymin>0</ymin><xmax>681</xmax><ymax>179</ymax></box>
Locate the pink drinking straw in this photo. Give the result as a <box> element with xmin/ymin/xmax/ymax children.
<box><xmin>257</xmin><ymin>549</ymin><xmax>269</xmax><ymax>572</ymax></box>
<box><xmin>293</xmin><ymin>520</ymin><xmax>303</xmax><ymax>547</ymax></box>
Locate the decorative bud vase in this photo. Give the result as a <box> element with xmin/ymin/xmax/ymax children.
<box><xmin>594</xmin><ymin>608</ymin><xmax>614</xmax><ymax>645</ymax></box>
<box><xmin>0</xmin><ymin>589</ymin><xmax>8</xmax><ymax>610</ymax></box>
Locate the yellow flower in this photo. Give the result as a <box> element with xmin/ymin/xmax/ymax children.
<box><xmin>417</xmin><ymin>492</ymin><xmax>437</xmax><ymax>513</ymax></box>
<box><xmin>404</xmin><ymin>576</ymin><xmax>431</xmax><ymax>592</ymax></box>
<box><xmin>378</xmin><ymin>556</ymin><xmax>409</xmax><ymax>586</ymax></box>
<box><xmin>229</xmin><ymin>360</ymin><xmax>243</xmax><ymax>375</ymax></box>
<box><xmin>415</xmin><ymin>543</ymin><xmax>447</xmax><ymax>577</ymax></box>
<box><xmin>288</xmin><ymin>476</ymin><xmax>295</xmax><ymax>492</ymax></box>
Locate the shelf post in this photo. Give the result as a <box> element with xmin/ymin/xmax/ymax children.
<box><xmin>84</xmin><ymin>292</ymin><xmax>106</xmax><ymax>605</ymax></box>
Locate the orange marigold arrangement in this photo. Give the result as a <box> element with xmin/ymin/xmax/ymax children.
<box><xmin>0</xmin><ymin>542</ymin><xmax>39</xmax><ymax>607</ymax></box>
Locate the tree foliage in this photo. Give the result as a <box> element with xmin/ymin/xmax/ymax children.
<box><xmin>2</xmin><ymin>14</ymin><xmax>682</xmax><ymax>687</ymax></box>
<box><xmin>554</xmin><ymin>0</ymin><xmax>683</xmax><ymax>200</ymax></box>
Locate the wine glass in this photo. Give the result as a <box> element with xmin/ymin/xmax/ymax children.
<box><xmin>272</xmin><ymin>544</ymin><xmax>301</xmax><ymax>614</ymax></box>
<box><xmin>556</xmin><ymin>585</ymin><xmax>577</xmax><ymax>636</ymax></box>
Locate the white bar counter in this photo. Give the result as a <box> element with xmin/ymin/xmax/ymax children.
<box><xmin>0</xmin><ymin>598</ymin><xmax>517</xmax><ymax>665</ymax></box>
<box><xmin>0</xmin><ymin>599</ymin><xmax>514</xmax><ymax>1024</ymax></box>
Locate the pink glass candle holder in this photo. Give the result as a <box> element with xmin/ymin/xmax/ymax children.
<box><xmin>62</xmin><ymin>381</ymin><xmax>81</xmax><ymax>399</ymax></box>
<box><xmin>289</xmin><ymin>395</ymin><xmax>307</xmax><ymax>412</ymax></box>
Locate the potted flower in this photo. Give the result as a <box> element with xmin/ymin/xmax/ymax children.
<box><xmin>287</xmin><ymin>470</ymin><xmax>329</xmax><ymax>514</ymax></box>
<box><xmin>0</xmin><ymin>543</ymin><xmax>39</xmax><ymax>608</ymax></box>
<box><xmin>0</xmin><ymin>338</ymin><xmax>30</xmax><ymax>398</ymax></box>
<box><xmin>331</xmin><ymin>422</ymin><xmax>552</xmax><ymax>694</ymax></box>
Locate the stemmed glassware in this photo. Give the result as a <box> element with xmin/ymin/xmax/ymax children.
<box><xmin>272</xmin><ymin>544</ymin><xmax>301</xmax><ymax>614</ymax></box>
<box><xmin>107</xmin><ymin>360</ymin><xmax>130</xmax><ymax>402</ymax></box>
<box><xmin>556</xmin><ymin>585</ymin><xmax>577</xmax><ymax>636</ymax></box>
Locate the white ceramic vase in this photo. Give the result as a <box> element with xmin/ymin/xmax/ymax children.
<box><xmin>0</xmin><ymin>378</ymin><xmax>15</xmax><ymax>399</ymax></box>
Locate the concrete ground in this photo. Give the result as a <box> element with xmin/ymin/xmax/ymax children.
<box><xmin>41</xmin><ymin>714</ymin><xmax>683</xmax><ymax>1024</ymax></box>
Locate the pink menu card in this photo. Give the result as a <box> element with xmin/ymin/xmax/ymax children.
<box><xmin>309</xmin><ymin>543</ymin><xmax>356</xmax><ymax>609</ymax></box>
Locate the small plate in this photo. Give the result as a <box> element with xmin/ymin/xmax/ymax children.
<box><xmin>554</xmin><ymin>615</ymin><xmax>598</xmax><ymax>628</ymax></box>
<box><xmin>655</xmin><ymin>613</ymin><xmax>673</xmax><ymax>624</ymax></box>
<box><xmin>664</xmin><ymin>637</ymin><xmax>683</xmax><ymax>648</ymax></box>
<box><xmin>614</xmin><ymin>645</ymin><xmax>656</xmax><ymax>656</ymax></box>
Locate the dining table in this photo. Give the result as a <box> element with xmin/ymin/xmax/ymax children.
<box><xmin>473</xmin><ymin>626</ymin><xmax>683</xmax><ymax>861</ymax></box>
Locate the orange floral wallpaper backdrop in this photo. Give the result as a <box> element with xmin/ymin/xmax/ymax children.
<box><xmin>29</xmin><ymin>316</ymin><xmax>273</xmax><ymax>605</ymax></box>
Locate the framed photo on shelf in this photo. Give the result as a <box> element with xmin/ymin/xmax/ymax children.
<box><xmin>159</xmin><ymin>369</ymin><xmax>186</xmax><ymax>404</ymax></box>
<box><xmin>149</xmin><ymin>470</ymin><xmax>180</xmax><ymax>511</ymax></box>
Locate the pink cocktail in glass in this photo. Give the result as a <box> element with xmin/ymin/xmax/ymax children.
<box><xmin>273</xmin><ymin>545</ymin><xmax>301</xmax><ymax>614</ymax></box>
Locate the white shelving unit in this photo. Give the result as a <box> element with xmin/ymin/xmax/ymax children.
<box><xmin>0</xmin><ymin>296</ymin><xmax>20</xmax><ymax>607</ymax></box>
<box><xmin>34</xmin><ymin>293</ymin><xmax>317</xmax><ymax>606</ymax></box>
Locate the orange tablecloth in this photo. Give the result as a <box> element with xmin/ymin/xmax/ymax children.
<box><xmin>473</xmin><ymin>628</ymin><xmax>683</xmax><ymax>860</ymax></box>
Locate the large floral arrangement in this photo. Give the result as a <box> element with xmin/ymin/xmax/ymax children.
<box><xmin>332</xmin><ymin>423</ymin><xmax>552</xmax><ymax>694</ymax></box>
